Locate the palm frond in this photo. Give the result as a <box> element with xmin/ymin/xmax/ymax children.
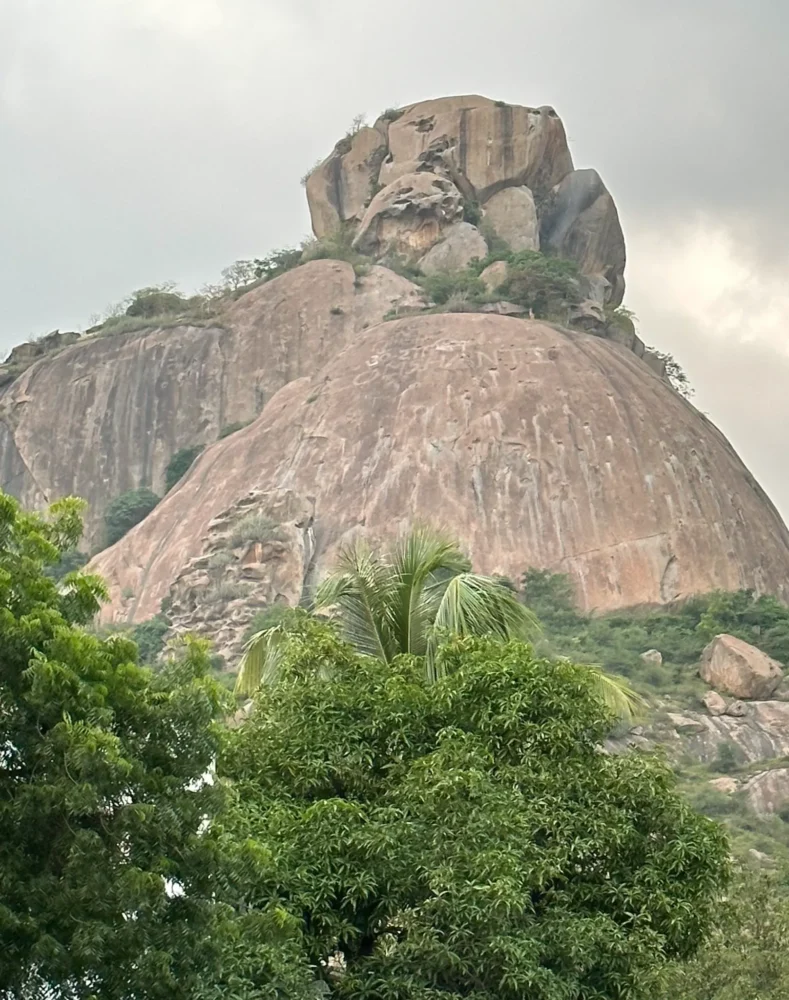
<box><xmin>389</xmin><ymin>524</ymin><xmax>471</xmax><ymax>656</ymax></box>
<box><xmin>427</xmin><ymin>572</ymin><xmax>541</xmax><ymax>681</ymax></box>
<box><xmin>562</xmin><ymin>659</ymin><xmax>646</xmax><ymax>721</ymax></box>
<box><xmin>314</xmin><ymin>543</ymin><xmax>397</xmax><ymax>662</ymax></box>
<box><xmin>235</xmin><ymin>624</ymin><xmax>290</xmax><ymax>696</ymax></box>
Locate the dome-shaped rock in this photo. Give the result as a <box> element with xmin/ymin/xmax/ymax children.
<box><xmin>91</xmin><ymin>314</ymin><xmax>789</xmax><ymax>646</ymax></box>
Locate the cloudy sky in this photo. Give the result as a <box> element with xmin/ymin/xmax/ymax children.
<box><xmin>3</xmin><ymin>0</ymin><xmax>789</xmax><ymax>515</ymax></box>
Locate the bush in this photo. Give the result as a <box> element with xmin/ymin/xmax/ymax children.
<box><xmin>204</xmin><ymin>580</ymin><xmax>249</xmax><ymax>604</ymax></box>
<box><xmin>420</xmin><ymin>269</ymin><xmax>486</xmax><ymax>306</ymax></box>
<box><xmin>229</xmin><ymin>513</ymin><xmax>279</xmax><ymax>548</ymax></box>
<box><xmin>125</xmin><ymin>286</ymin><xmax>187</xmax><ymax>319</ymax></box>
<box><xmin>164</xmin><ymin>444</ymin><xmax>204</xmax><ymax>493</ymax></box>
<box><xmin>104</xmin><ymin>488</ymin><xmax>160</xmax><ymax>547</ymax></box>
<box><xmin>497</xmin><ymin>249</ymin><xmax>582</xmax><ymax>318</ymax></box>
<box><xmin>301</xmin><ymin>225</ymin><xmax>372</xmax><ymax>271</ymax></box>
<box><xmin>251</xmin><ymin>247</ymin><xmax>304</xmax><ymax>282</ymax></box>
<box><xmin>218</xmin><ymin>420</ymin><xmax>252</xmax><ymax>439</ymax></box>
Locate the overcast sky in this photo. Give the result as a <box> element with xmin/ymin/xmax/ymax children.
<box><xmin>3</xmin><ymin>0</ymin><xmax>789</xmax><ymax>518</ymax></box>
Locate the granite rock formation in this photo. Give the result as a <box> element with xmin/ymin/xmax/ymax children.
<box><xmin>90</xmin><ymin>313</ymin><xmax>789</xmax><ymax>665</ymax></box>
<box><xmin>0</xmin><ymin>262</ymin><xmax>424</xmax><ymax>548</ymax></box>
<box><xmin>700</xmin><ymin>633</ymin><xmax>784</xmax><ymax>700</ymax></box>
<box><xmin>305</xmin><ymin>95</ymin><xmax>626</xmax><ymax>308</ymax></box>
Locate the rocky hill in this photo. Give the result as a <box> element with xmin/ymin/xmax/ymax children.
<box><xmin>2</xmin><ymin>94</ymin><xmax>789</xmax><ymax>669</ymax></box>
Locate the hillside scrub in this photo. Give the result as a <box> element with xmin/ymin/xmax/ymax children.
<box><xmin>165</xmin><ymin>444</ymin><xmax>205</xmax><ymax>493</ymax></box>
<box><xmin>103</xmin><ymin>487</ymin><xmax>160</xmax><ymax>547</ymax></box>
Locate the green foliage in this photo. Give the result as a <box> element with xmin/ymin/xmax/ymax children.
<box><xmin>165</xmin><ymin>444</ymin><xmax>205</xmax><ymax>493</ymax></box>
<box><xmin>251</xmin><ymin>247</ymin><xmax>304</xmax><ymax>281</ymax></box>
<box><xmin>301</xmin><ymin>225</ymin><xmax>372</xmax><ymax>271</ymax></box>
<box><xmin>129</xmin><ymin>612</ymin><xmax>170</xmax><ymax>665</ymax></box>
<box><xmin>103</xmin><ymin>487</ymin><xmax>160</xmax><ymax>547</ymax></box>
<box><xmin>238</xmin><ymin>528</ymin><xmax>639</xmax><ymax>719</ymax></box>
<box><xmin>461</xmin><ymin>197</ymin><xmax>482</xmax><ymax>225</ymax></box>
<box><xmin>242</xmin><ymin>602</ymin><xmax>298</xmax><ymax>645</ymax></box>
<box><xmin>0</xmin><ymin>490</ymin><xmax>311</xmax><ymax>998</ymax></box>
<box><xmin>43</xmin><ymin>547</ymin><xmax>88</xmax><ymax>581</ymax></box>
<box><xmin>125</xmin><ymin>285</ymin><xmax>187</xmax><ymax>318</ymax></box>
<box><xmin>221</xmin><ymin>625</ymin><xmax>730</xmax><ymax>1000</ymax></box>
<box><xmin>420</xmin><ymin>268</ymin><xmax>487</xmax><ymax>306</ymax></box>
<box><xmin>229</xmin><ymin>513</ymin><xmax>279</xmax><ymax>548</ymax></box>
<box><xmin>658</xmin><ymin>866</ymin><xmax>789</xmax><ymax>999</ymax></box>
<box><xmin>495</xmin><ymin>249</ymin><xmax>582</xmax><ymax>317</ymax></box>
<box><xmin>218</xmin><ymin>420</ymin><xmax>252</xmax><ymax>439</ymax></box>
<box><xmin>522</xmin><ymin>572</ymin><xmax>789</xmax><ymax>697</ymax></box>
<box><xmin>646</xmin><ymin>347</ymin><xmax>695</xmax><ymax>398</ymax></box>
<box><xmin>238</xmin><ymin>526</ymin><xmax>538</xmax><ymax>695</ymax></box>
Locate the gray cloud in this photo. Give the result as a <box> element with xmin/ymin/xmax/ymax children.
<box><xmin>2</xmin><ymin>0</ymin><xmax>788</xmax><ymax>515</ymax></box>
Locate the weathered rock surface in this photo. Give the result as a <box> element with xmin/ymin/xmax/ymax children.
<box><xmin>662</xmin><ymin>700</ymin><xmax>789</xmax><ymax>765</ymax></box>
<box><xmin>418</xmin><ymin>222</ymin><xmax>487</xmax><ymax>275</ymax></box>
<box><xmin>744</xmin><ymin>768</ymin><xmax>789</xmax><ymax>816</ymax></box>
<box><xmin>0</xmin><ymin>261</ymin><xmax>425</xmax><ymax>547</ymax></box>
<box><xmin>479</xmin><ymin>260</ymin><xmax>509</xmax><ymax>293</ymax></box>
<box><xmin>708</xmin><ymin>776</ymin><xmax>738</xmax><ymax>794</ymax></box>
<box><xmin>91</xmin><ymin>314</ymin><xmax>789</xmax><ymax>656</ymax></box>
<box><xmin>541</xmin><ymin>169</ymin><xmax>626</xmax><ymax>306</ymax></box>
<box><xmin>641</xmin><ymin>649</ymin><xmax>663</xmax><ymax>666</ymax></box>
<box><xmin>305</xmin><ymin>126</ymin><xmax>388</xmax><ymax>238</ymax></box>
<box><xmin>701</xmin><ymin>690</ymin><xmax>728</xmax><ymax>716</ymax></box>
<box><xmin>384</xmin><ymin>97</ymin><xmax>573</xmax><ymax>204</ymax></box>
<box><xmin>482</xmin><ymin>186</ymin><xmax>539</xmax><ymax>251</ymax></box>
<box><xmin>700</xmin><ymin>633</ymin><xmax>784</xmax><ymax>700</ymax></box>
<box><xmin>353</xmin><ymin>172</ymin><xmax>464</xmax><ymax>259</ymax></box>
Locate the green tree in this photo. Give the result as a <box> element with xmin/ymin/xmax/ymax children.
<box><xmin>104</xmin><ymin>487</ymin><xmax>160</xmax><ymax>547</ymax></box>
<box><xmin>659</xmin><ymin>866</ymin><xmax>789</xmax><ymax>1000</ymax></box>
<box><xmin>237</xmin><ymin>528</ymin><xmax>641</xmax><ymax>716</ymax></box>
<box><xmin>0</xmin><ymin>491</ymin><xmax>310</xmax><ymax>999</ymax></box>
<box><xmin>165</xmin><ymin>445</ymin><xmax>205</xmax><ymax>493</ymax></box>
<box><xmin>221</xmin><ymin>622</ymin><xmax>730</xmax><ymax>1000</ymax></box>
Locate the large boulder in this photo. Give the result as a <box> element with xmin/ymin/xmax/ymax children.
<box><xmin>384</xmin><ymin>97</ymin><xmax>573</xmax><ymax>203</ymax></box>
<box><xmin>540</xmin><ymin>168</ymin><xmax>626</xmax><ymax>306</ymax></box>
<box><xmin>353</xmin><ymin>172</ymin><xmax>464</xmax><ymax>259</ymax></box>
<box><xmin>0</xmin><ymin>261</ymin><xmax>425</xmax><ymax>548</ymax></box>
<box><xmin>700</xmin><ymin>634</ymin><xmax>784</xmax><ymax>700</ymax></box>
<box><xmin>305</xmin><ymin>125</ymin><xmax>388</xmax><ymax>238</ymax></box>
<box><xmin>482</xmin><ymin>186</ymin><xmax>539</xmax><ymax>251</ymax></box>
<box><xmin>418</xmin><ymin>222</ymin><xmax>487</xmax><ymax>275</ymax></box>
<box><xmin>91</xmin><ymin>314</ymin><xmax>789</xmax><ymax>658</ymax></box>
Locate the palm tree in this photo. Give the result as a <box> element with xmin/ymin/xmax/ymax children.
<box><xmin>235</xmin><ymin>525</ymin><xmax>642</xmax><ymax>718</ymax></box>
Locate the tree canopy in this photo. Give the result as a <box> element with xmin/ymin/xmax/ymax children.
<box><xmin>221</xmin><ymin>618</ymin><xmax>730</xmax><ymax>1000</ymax></box>
<box><xmin>0</xmin><ymin>491</ymin><xmax>309</xmax><ymax>999</ymax></box>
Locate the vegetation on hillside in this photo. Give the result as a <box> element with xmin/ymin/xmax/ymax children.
<box><xmin>104</xmin><ymin>487</ymin><xmax>160</xmax><ymax>547</ymax></box>
<box><xmin>165</xmin><ymin>444</ymin><xmax>205</xmax><ymax>493</ymax></box>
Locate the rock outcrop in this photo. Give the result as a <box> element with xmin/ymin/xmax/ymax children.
<box><xmin>304</xmin><ymin>96</ymin><xmax>625</xmax><ymax>307</ymax></box>
<box><xmin>744</xmin><ymin>768</ymin><xmax>789</xmax><ymax>816</ymax></box>
<box><xmin>91</xmin><ymin>313</ymin><xmax>789</xmax><ymax>662</ymax></box>
<box><xmin>700</xmin><ymin>633</ymin><xmax>784</xmax><ymax>700</ymax></box>
<box><xmin>0</xmin><ymin>262</ymin><xmax>424</xmax><ymax>548</ymax></box>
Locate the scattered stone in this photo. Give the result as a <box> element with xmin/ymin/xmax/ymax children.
<box><xmin>708</xmin><ymin>776</ymin><xmax>737</xmax><ymax>794</ymax></box>
<box><xmin>726</xmin><ymin>700</ymin><xmax>749</xmax><ymax>718</ymax></box>
<box><xmin>748</xmin><ymin>848</ymin><xmax>773</xmax><ymax>865</ymax></box>
<box><xmin>640</xmin><ymin>649</ymin><xmax>663</xmax><ymax>666</ymax></box>
<box><xmin>418</xmin><ymin>222</ymin><xmax>487</xmax><ymax>275</ymax></box>
<box><xmin>701</xmin><ymin>690</ymin><xmax>728</xmax><ymax>716</ymax></box>
<box><xmin>699</xmin><ymin>633</ymin><xmax>783</xmax><ymax>700</ymax></box>
<box><xmin>482</xmin><ymin>186</ymin><xmax>539</xmax><ymax>251</ymax></box>
<box><xmin>667</xmin><ymin>713</ymin><xmax>706</xmax><ymax>735</ymax></box>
